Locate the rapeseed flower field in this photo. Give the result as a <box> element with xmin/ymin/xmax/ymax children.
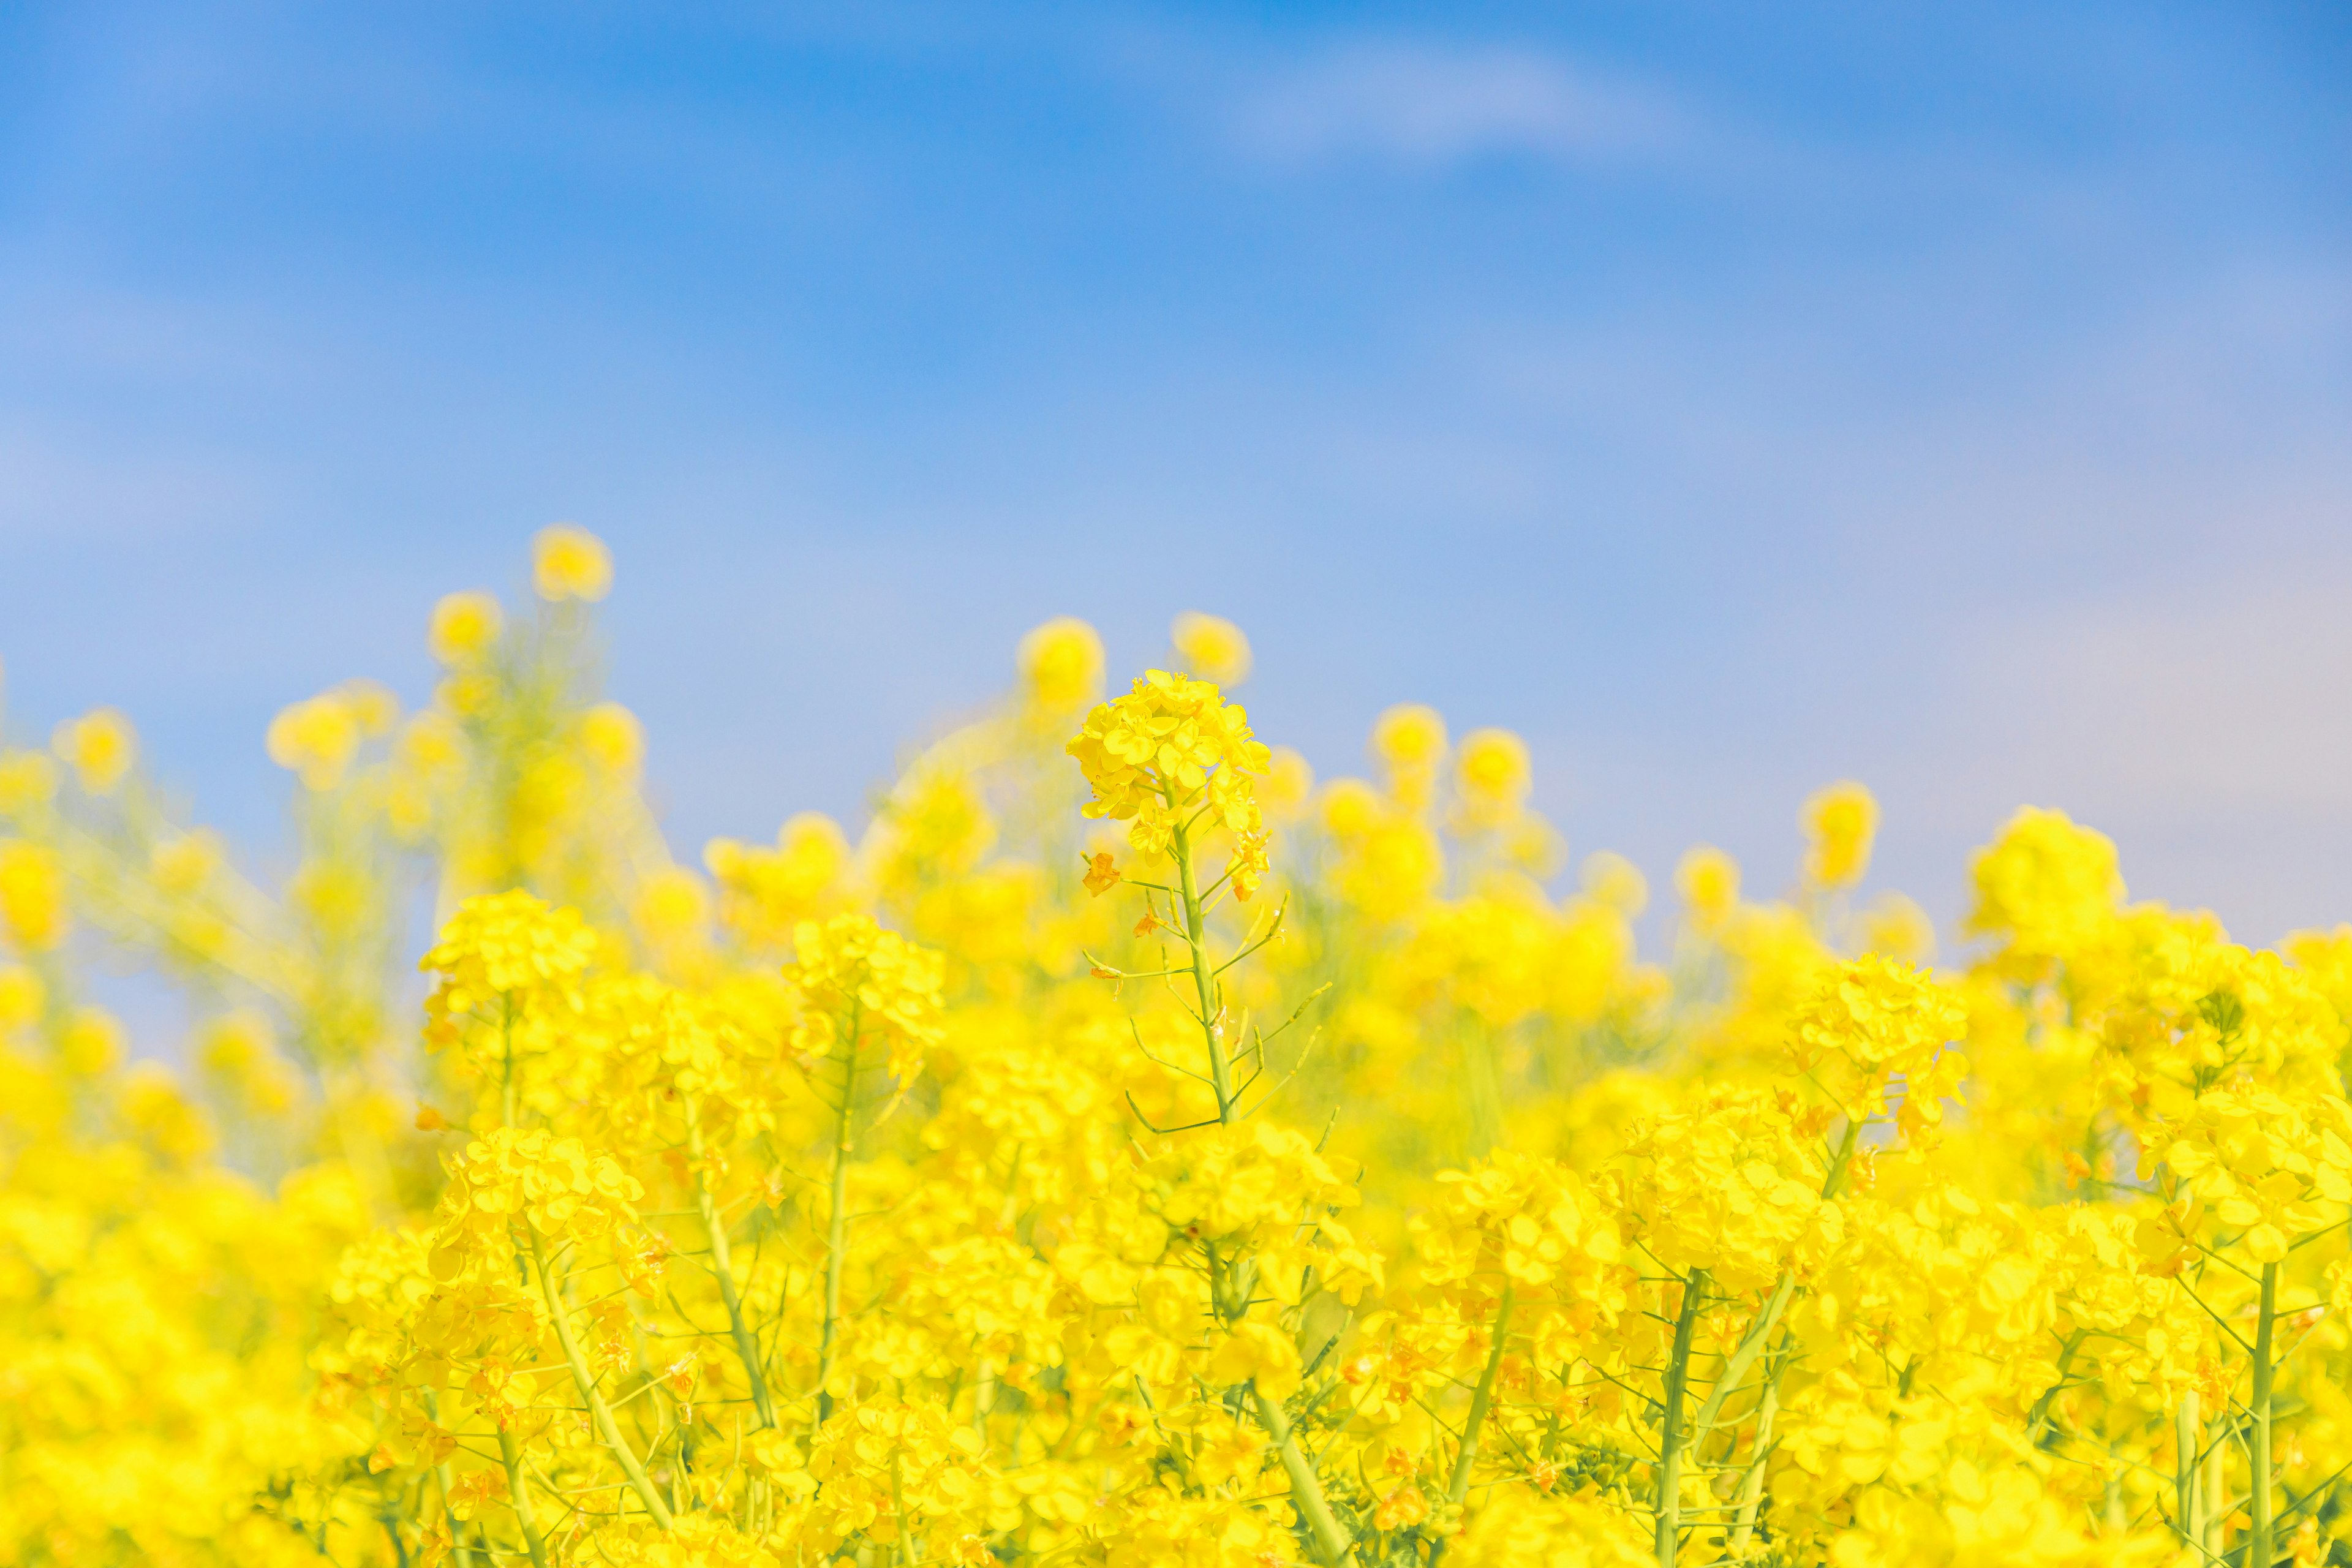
<box><xmin>4</xmin><ymin>527</ymin><xmax>2349</xmax><ymax>1567</ymax></box>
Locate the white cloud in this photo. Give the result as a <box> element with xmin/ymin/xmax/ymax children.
<box><xmin>1232</xmin><ymin>42</ymin><xmax>1689</xmax><ymax>171</ymax></box>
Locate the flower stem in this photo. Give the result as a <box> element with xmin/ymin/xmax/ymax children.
<box><xmin>2175</xmin><ymin>1389</ymin><xmax>2201</xmax><ymax>1546</ymax></box>
<box><xmin>688</xmin><ymin>1111</ymin><xmax>775</xmax><ymax>1428</ymax></box>
<box><xmin>497</xmin><ymin>1425</ymin><xmax>549</xmax><ymax>1568</ymax></box>
<box><xmin>530</xmin><ymin>1229</ymin><xmax>674</xmax><ymax>1528</ymax></box>
<box><xmin>1656</xmin><ymin>1268</ymin><xmax>1708</xmax><ymax>1568</ymax></box>
<box><xmin>2250</xmin><ymin>1262</ymin><xmax>2278</xmax><ymax>1568</ymax></box>
<box><xmin>1256</xmin><ymin>1388</ymin><xmax>1354</xmax><ymax>1566</ymax></box>
<box><xmin>1172</xmin><ymin>820</ymin><xmax>1232</xmax><ymax>1121</ymax></box>
<box><xmin>818</xmin><ymin>1014</ymin><xmax>862</xmax><ymax>1424</ymax></box>
<box><xmin>1447</xmin><ymin>1286</ymin><xmax>1515</xmax><ymax>1508</ymax></box>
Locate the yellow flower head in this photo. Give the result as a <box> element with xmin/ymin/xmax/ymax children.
<box><xmin>52</xmin><ymin>707</ymin><xmax>137</xmax><ymax>795</ymax></box>
<box><xmin>1675</xmin><ymin>845</ymin><xmax>1740</xmax><ymax>928</ymax></box>
<box><xmin>1787</xmin><ymin>953</ymin><xmax>1966</xmax><ymax>1143</ymax></box>
<box><xmin>1964</xmin><ymin>806</ymin><xmax>2123</xmax><ymax>962</ymax></box>
<box><xmin>59</xmin><ymin>1005</ymin><xmax>124</xmax><ymax>1075</ymax></box>
<box><xmin>785</xmin><ymin>914</ymin><xmax>946</xmax><ymax>1089</ymax></box>
<box><xmin>1580</xmin><ymin>851</ymin><xmax>1648</xmax><ymax>918</ymax></box>
<box><xmin>1372</xmin><ymin>703</ymin><xmax>1447</xmax><ymax>810</ymax></box>
<box><xmin>1171</xmin><ymin>611</ymin><xmax>1253</xmax><ymax>687</ymax></box>
<box><xmin>0</xmin><ymin>751</ymin><xmax>59</xmax><ymax>818</ymax></box>
<box><xmin>431</xmin><ymin>1126</ymin><xmax>646</xmax><ymax>1276</ymax></box>
<box><xmin>150</xmin><ymin>830</ymin><xmax>224</xmax><ymax>895</ymax></box>
<box><xmin>1017</xmin><ymin>616</ymin><xmax>1104</xmax><ymax>714</ymax></box>
<box><xmin>0</xmin><ymin>840</ymin><xmax>69</xmax><ymax>951</ymax></box>
<box><xmin>266</xmin><ymin>691</ymin><xmax>363</xmax><ymax>791</ymax></box>
<box><xmin>706</xmin><ymin>812</ymin><xmax>854</xmax><ymax>946</ymax></box>
<box><xmin>579</xmin><ymin>702</ymin><xmax>644</xmax><ymax>777</ymax></box>
<box><xmin>1802</xmin><ymin>780</ymin><xmax>1878</xmax><ymax>888</ymax></box>
<box><xmin>420</xmin><ymin>890</ymin><xmax>599</xmax><ymax>1038</ymax></box>
<box><xmin>429</xmin><ymin>590</ymin><xmax>504</xmax><ymax>663</ymax></box>
<box><xmin>0</xmin><ymin>964</ymin><xmax>42</xmax><ymax>1030</ymax></box>
<box><xmin>1260</xmin><ymin>745</ymin><xmax>1316</xmax><ymax>822</ymax></box>
<box><xmin>1861</xmin><ymin>892</ymin><xmax>1937</xmax><ymax>963</ymax></box>
<box><xmin>532</xmin><ymin>523</ymin><xmax>614</xmax><ymax>603</ymax></box>
<box><xmin>1456</xmin><ymin>727</ymin><xmax>1531</xmax><ymax>825</ymax></box>
<box><xmin>1067</xmin><ymin>670</ymin><xmax>1273</xmax><ymax>898</ymax></box>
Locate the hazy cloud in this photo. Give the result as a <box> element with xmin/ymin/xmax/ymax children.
<box><xmin>1233</xmin><ymin>42</ymin><xmax>1689</xmax><ymax>170</ymax></box>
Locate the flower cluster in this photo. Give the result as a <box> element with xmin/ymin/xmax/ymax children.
<box><xmin>1068</xmin><ymin>670</ymin><xmax>1272</xmax><ymax>897</ymax></box>
<box><xmin>6</xmin><ymin>530</ymin><xmax>2352</xmax><ymax>1568</ymax></box>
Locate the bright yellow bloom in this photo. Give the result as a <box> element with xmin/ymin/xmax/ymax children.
<box><xmin>1455</xmin><ymin>726</ymin><xmax>1531</xmax><ymax>824</ymax></box>
<box><xmin>1965</xmin><ymin>805</ymin><xmax>2124</xmax><ymax>962</ymax></box>
<box><xmin>266</xmin><ymin>690</ymin><xmax>364</xmax><ymax>790</ymax></box>
<box><xmin>1675</xmin><ymin>843</ymin><xmax>1740</xmax><ymax>927</ymax></box>
<box><xmin>1068</xmin><ymin>671</ymin><xmax>1272</xmax><ymax>897</ymax></box>
<box><xmin>52</xmin><ymin>706</ymin><xmax>137</xmax><ymax>794</ymax></box>
<box><xmin>0</xmin><ymin>840</ymin><xmax>69</xmax><ymax>950</ymax></box>
<box><xmin>1372</xmin><ymin>703</ymin><xmax>1447</xmax><ymax>809</ymax></box>
<box><xmin>786</xmin><ymin>913</ymin><xmax>945</xmax><ymax>1088</ymax></box>
<box><xmin>429</xmin><ymin>589</ymin><xmax>503</xmax><ymax>662</ymax></box>
<box><xmin>420</xmin><ymin>889</ymin><xmax>598</xmax><ymax>1040</ymax></box>
<box><xmin>1803</xmin><ymin>778</ymin><xmax>1879</xmax><ymax>888</ymax></box>
<box><xmin>0</xmin><ymin>749</ymin><xmax>59</xmax><ymax>816</ymax></box>
<box><xmin>1170</xmin><ymin>611</ymin><xmax>1252</xmax><ymax>687</ymax></box>
<box><xmin>58</xmin><ymin>1004</ymin><xmax>125</xmax><ymax>1074</ymax></box>
<box><xmin>532</xmin><ymin>522</ymin><xmax>614</xmax><ymax>601</ymax></box>
<box><xmin>1580</xmin><ymin>851</ymin><xmax>1648</xmax><ymax>917</ymax></box>
<box><xmin>579</xmin><ymin>700</ymin><xmax>644</xmax><ymax>775</ymax></box>
<box><xmin>1017</xmin><ymin>616</ymin><xmax>1105</xmax><ymax>712</ymax></box>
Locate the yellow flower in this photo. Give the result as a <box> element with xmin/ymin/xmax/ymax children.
<box><xmin>1456</xmin><ymin>727</ymin><xmax>1531</xmax><ymax>825</ymax></box>
<box><xmin>420</xmin><ymin>890</ymin><xmax>599</xmax><ymax>1037</ymax></box>
<box><xmin>1017</xmin><ymin>616</ymin><xmax>1105</xmax><ymax>713</ymax></box>
<box><xmin>579</xmin><ymin>701</ymin><xmax>644</xmax><ymax>777</ymax></box>
<box><xmin>266</xmin><ymin>691</ymin><xmax>364</xmax><ymax>790</ymax></box>
<box><xmin>429</xmin><ymin>590</ymin><xmax>504</xmax><ymax>662</ymax></box>
<box><xmin>1803</xmin><ymin>779</ymin><xmax>1878</xmax><ymax>888</ymax></box>
<box><xmin>1581</xmin><ymin>851</ymin><xmax>1648</xmax><ymax>917</ymax></box>
<box><xmin>59</xmin><ymin>1005</ymin><xmax>125</xmax><ymax>1074</ymax></box>
<box><xmin>1675</xmin><ymin>844</ymin><xmax>1740</xmax><ymax>927</ymax></box>
<box><xmin>1861</xmin><ymin>892</ymin><xmax>1937</xmax><ymax>962</ymax></box>
<box><xmin>0</xmin><ymin>963</ymin><xmax>42</xmax><ymax>1029</ymax></box>
<box><xmin>786</xmin><ymin>913</ymin><xmax>946</xmax><ymax>1088</ymax></box>
<box><xmin>1067</xmin><ymin>671</ymin><xmax>1272</xmax><ymax>897</ymax></box>
<box><xmin>52</xmin><ymin>707</ymin><xmax>137</xmax><ymax>794</ymax></box>
<box><xmin>532</xmin><ymin>522</ymin><xmax>614</xmax><ymax>602</ymax></box>
<box><xmin>0</xmin><ymin>750</ymin><xmax>59</xmax><ymax>817</ymax></box>
<box><xmin>1171</xmin><ymin>611</ymin><xmax>1252</xmax><ymax>686</ymax></box>
<box><xmin>1208</xmin><ymin>1320</ymin><xmax>1301</xmax><ymax>1402</ymax></box>
<box><xmin>0</xmin><ymin>840</ymin><xmax>69</xmax><ymax>950</ymax></box>
<box><xmin>1372</xmin><ymin>703</ymin><xmax>1447</xmax><ymax>809</ymax></box>
<box><xmin>1965</xmin><ymin>806</ymin><xmax>2123</xmax><ymax>962</ymax></box>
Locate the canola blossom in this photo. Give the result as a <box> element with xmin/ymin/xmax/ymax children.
<box><xmin>4</xmin><ymin>530</ymin><xmax>2352</xmax><ymax>1568</ymax></box>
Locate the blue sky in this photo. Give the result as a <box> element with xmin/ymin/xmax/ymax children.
<box><xmin>2</xmin><ymin>1</ymin><xmax>2348</xmax><ymax>942</ymax></box>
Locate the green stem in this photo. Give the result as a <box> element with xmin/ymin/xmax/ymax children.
<box><xmin>1256</xmin><ymin>1389</ymin><xmax>1354</xmax><ymax>1567</ymax></box>
<box><xmin>2176</xmin><ymin>1389</ymin><xmax>2201</xmax><ymax>1546</ymax></box>
<box><xmin>497</xmin><ymin>1425</ymin><xmax>549</xmax><ymax>1568</ymax></box>
<box><xmin>426</xmin><ymin>1391</ymin><xmax>477</xmax><ymax>1568</ymax></box>
<box><xmin>1172</xmin><ymin>820</ymin><xmax>1233</xmax><ymax>1121</ymax></box>
<box><xmin>530</xmin><ymin>1229</ymin><xmax>675</xmax><ymax>1528</ymax></box>
<box><xmin>1447</xmin><ymin>1286</ymin><xmax>1515</xmax><ymax>1507</ymax></box>
<box><xmin>1727</xmin><ymin>1365</ymin><xmax>1782</xmax><ymax>1555</ymax></box>
<box><xmin>1172</xmin><ymin>822</ymin><xmax>1348</xmax><ymax>1562</ymax></box>
<box><xmin>1656</xmin><ymin>1268</ymin><xmax>1708</xmax><ymax>1568</ymax></box>
<box><xmin>688</xmin><ymin>1112</ymin><xmax>776</xmax><ymax>1428</ymax></box>
<box><xmin>1689</xmin><ymin>1118</ymin><xmax>1864</xmax><ymax>1446</ymax></box>
<box><xmin>2251</xmin><ymin>1262</ymin><xmax>2277</xmax><ymax>1568</ymax></box>
<box><xmin>818</xmin><ymin>1016</ymin><xmax>861</xmax><ymax>1425</ymax></box>
<box><xmin>2204</xmin><ymin>1398</ymin><xmax>2226</xmax><ymax>1561</ymax></box>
